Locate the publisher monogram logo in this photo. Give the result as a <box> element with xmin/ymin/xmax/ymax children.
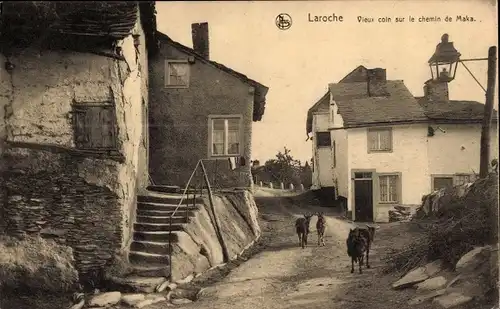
<box><xmin>276</xmin><ymin>13</ymin><xmax>292</xmax><ymax>30</ymax></box>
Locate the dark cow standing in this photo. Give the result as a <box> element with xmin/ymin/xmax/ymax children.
<box><xmin>295</xmin><ymin>214</ymin><xmax>313</xmax><ymax>249</ymax></box>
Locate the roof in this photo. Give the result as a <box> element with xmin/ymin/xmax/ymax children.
<box><xmin>157</xmin><ymin>32</ymin><xmax>269</xmax><ymax>122</ymax></box>
<box><xmin>328</xmin><ymin>80</ymin><xmax>429</xmax><ymax>128</ymax></box>
<box><xmin>0</xmin><ymin>1</ymin><xmax>157</xmax><ymax>53</ymax></box>
<box><xmin>416</xmin><ymin>97</ymin><xmax>498</xmax><ymax>122</ymax></box>
<box><xmin>338</xmin><ymin>65</ymin><xmax>369</xmax><ymax>83</ymax></box>
<box><xmin>306</xmin><ymin>91</ymin><xmax>330</xmax><ymax>135</ymax></box>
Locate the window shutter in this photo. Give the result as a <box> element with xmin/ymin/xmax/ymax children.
<box><xmin>73</xmin><ymin>110</ymin><xmax>87</xmax><ymax>148</ymax></box>
<box><xmin>99</xmin><ymin>107</ymin><xmax>116</xmax><ymax>149</ymax></box>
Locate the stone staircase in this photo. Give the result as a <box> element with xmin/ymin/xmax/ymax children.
<box><xmin>128</xmin><ymin>185</ymin><xmax>205</xmax><ymax>278</ymax></box>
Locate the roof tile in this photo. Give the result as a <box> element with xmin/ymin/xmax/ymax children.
<box><xmin>328</xmin><ymin>80</ymin><xmax>428</xmax><ymax>127</ymax></box>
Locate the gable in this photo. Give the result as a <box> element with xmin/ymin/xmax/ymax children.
<box><xmin>306</xmin><ymin>91</ymin><xmax>330</xmax><ymax>135</ymax></box>
<box><xmin>156</xmin><ymin>32</ymin><xmax>268</xmax><ymax>121</ymax></box>
<box><xmin>339</xmin><ymin>65</ymin><xmax>369</xmax><ymax>83</ymax></box>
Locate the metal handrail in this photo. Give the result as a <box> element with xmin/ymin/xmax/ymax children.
<box><xmin>167</xmin><ymin>158</ymin><xmax>232</xmax><ymax>278</ymax></box>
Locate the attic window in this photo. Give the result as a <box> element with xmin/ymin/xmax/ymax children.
<box><xmin>165</xmin><ymin>60</ymin><xmax>190</xmax><ymax>88</ymax></box>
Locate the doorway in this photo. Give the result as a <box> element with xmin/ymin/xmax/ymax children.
<box><xmin>353</xmin><ymin>171</ymin><xmax>374</xmax><ymax>222</ymax></box>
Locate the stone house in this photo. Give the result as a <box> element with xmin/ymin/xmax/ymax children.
<box><xmin>306</xmin><ymin>65</ymin><xmax>498</xmax><ymax>223</ymax></box>
<box><xmin>0</xmin><ymin>2</ymin><xmax>157</xmax><ymax>280</ymax></box>
<box><xmin>148</xmin><ymin>22</ymin><xmax>269</xmax><ymax>190</ymax></box>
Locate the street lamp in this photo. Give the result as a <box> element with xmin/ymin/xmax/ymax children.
<box><xmin>428</xmin><ymin>33</ymin><xmax>497</xmax><ymax>178</ymax></box>
<box><xmin>428</xmin><ymin>33</ymin><xmax>461</xmax><ymax>82</ymax></box>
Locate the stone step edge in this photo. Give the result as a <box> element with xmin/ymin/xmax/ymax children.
<box><xmin>133</xmin><ymin>240</ymin><xmax>173</xmax><ymax>246</ymax></box>
<box><xmin>129</xmin><ymin>250</ymin><xmax>170</xmax><ymax>258</ymax></box>
<box><xmin>137</xmin><ymin>201</ymin><xmax>203</xmax><ymax>206</ymax></box>
<box><xmin>134</xmin><ymin>222</ymin><xmax>186</xmax><ymax>227</ymax></box>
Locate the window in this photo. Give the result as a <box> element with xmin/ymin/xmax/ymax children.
<box><xmin>209</xmin><ymin>116</ymin><xmax>242</xmax><ymax>157</ymax></box>
<box><xmin>454</xmin><ymin>174</ymin><xmax>476</xmax><ymax>186</ymax></box>
<box><xmin>379</xmin><ymin>174</ymin><xmax>399</xmax><ymax>203</ymax></box>
<box><xmin>367</xmin><ymin>128</ymin><xmax>392</xmax><ymax>152</ymax></box>
<box><xmin>165</xmin><ymin>60</ymin><xmax>190</xmax><ymax>88</ymax></box>
<box><xmin>72</xmin><ymin>103</ymin><xmax>117</xmax><ymax>150</ymax></box>
<box><xmin>433</xmin><ymin>177</ymin><xmax>454</xmax><ymax>191</ymax></box>
<box><xmin>432</xmin><ymin>174</ymin><xmax>476</xmax><ymax>191</ymax></box>
<box><xmin>316</xmin><ymin>132</ymin><xmax>331</xmax><ymax>147</ymax></box>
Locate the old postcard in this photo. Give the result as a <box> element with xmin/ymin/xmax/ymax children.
<box><xmin>0</xmin><ymin>1</ymin><xmax>498</xmax><ymax>309</ymax></box>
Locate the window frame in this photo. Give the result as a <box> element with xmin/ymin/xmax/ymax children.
<box><xmin>207</xmin><ymin>114</ymin><xmax>243</xmax><ymax>158</ymax></box>
<box><xmin>316</xmin><ymin>131</ymin><xmax>331</xmax><ymax>148</ymax></box>
<box><xmin>367</xmin><ymin>127</ymin><xmax>393</xmax><ymax>153</ymax></box>
<box><xmin>165</xmin><ymin>59</ymin><xmax>190</xmax><ymax>88</ymax></box>
<box><xmin>71</xmin><ymin>102</ymin><xmax>118</xmax><ymax>151</ymax></box>
<box><xmin>431</xmin><ymin>173</ymin><xmax>476</xmax><ymax>191</ymax></box>
<box><xmin>378</xmin><ymin>173</ymin><xmax>401</xmax><ymax>204</ymax></box>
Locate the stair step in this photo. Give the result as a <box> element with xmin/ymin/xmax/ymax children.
<box><xmin>147</xmin><ymin>185</ymin><xmax>181</xmax><ymax>194</ymax></box>
<box><xmin>136</xmin><ymin>210</ymin><xmax>198</xmax><ymax>218</ymax></box>
<box><xmin>130</xmin><ymin>264</ymin><xmax>171</xmax><ymax>278</ymax></box>
<box><xmin>136</xmin><ymin>215</ymin><xmax>189</xmax><ymax>224</ymax></box>
<box><xmin>129</xmin><ymin>251</ymin><xmax>170</xmax><ymax>264</ymax></box>
<box><xmin>131</xmin><ymin>241</ymin><xmax>172</xmax><ymax>255</ymax></box>
<box><xmin>137</xmin><ymin>202</ymin><xmax>202</xmax><ymax>212</ymax></box>
<box><xmin>134</xmin><ymin>222</ymin><xmax>184</xmax><ymax>232</ymax></box>
<box><xmin>133</xmin><ymin>231</ymin><xmax>179</xmax><ymax>243</ymax></box>
<box><xmin>136</xmin><ymin>209</ymin><xmax>198</xmax><ymax>217</ymax></box>
<box><xmin>138</xmin><ymin>192</ymin><xmax>204</xmax><ymax>205</ymax></box>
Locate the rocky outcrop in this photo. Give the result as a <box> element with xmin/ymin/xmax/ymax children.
<box><xmin>392</xmin><ymin>260</ymin><xmax>443</xmax><ymax>290</ymax></box>
<box><xmin>170</xmin><ymin>189</ymin><xmax>260</xmax><ymax>282</ymax></box>
<box><xmin>388</xmin><ymin>205</ymin><xmax>413</xmax><ymax>222</ymax></box>
<box><xmin>395</xmin><ymin>245</ymin><xmax>498</xmax><ymax>308</ymax></box>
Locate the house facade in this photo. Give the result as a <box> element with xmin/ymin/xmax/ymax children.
<box><xmin>148</xmin><ymin>23</ymin><xmax>268</xmax><ymax>189</ymax></box>
<box><xmin>0</xmin><ymin>2</ymin><xmax>157</xmax><ymax>279</ymax></box>
<box><xmin>307</xmin><ymin>92</ymin><xmax>335</xmax><ymax>193</ymax></box>
<box><xmin>308</xmin><ymin>65</ymin><xmax>498</xmax><ymax>222</ymax></box>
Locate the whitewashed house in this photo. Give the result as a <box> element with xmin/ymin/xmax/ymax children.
<box><xmin>307</xmin><ymin>65</ymin><xmax>498</xmax><ymax>222</ymax></box>
<box><xmin>307</xmin><ymin>92</ymin><xmax>334</xmax><ymax>192</ymax></box>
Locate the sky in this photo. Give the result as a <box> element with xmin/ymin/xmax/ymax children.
<box><xmin>155</xmin><ymin>0</ymin><xmax>498</xmax><ymax>163</ymax></box>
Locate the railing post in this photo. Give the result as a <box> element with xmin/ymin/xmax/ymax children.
<box><xmin>168</xmin><ymin>215</ymin><xmax>172</xmax><ymax>279</ymax></box>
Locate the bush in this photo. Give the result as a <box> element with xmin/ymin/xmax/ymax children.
<box><xmin>0</xmin><ymin>236</ymin><xmax>78</xmax><ymax>292</ymax></box>
<box><xmin>383</xmin><ymin>173</ymin><xmax>499</xmax><ymax>274</ymax></box>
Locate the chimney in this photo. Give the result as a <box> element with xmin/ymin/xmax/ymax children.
<box><xmin>367</xmin><ymin>68</ymin><xmax>389</xmax><ymax>97</ymax></box>
<box><xmin>191</xmin><ymin>22</ymin><xmax>209</xmax><ymax>59</ymax></box>
<box><xmin>423</xmin><ymin>79</ymin><xmax>449</xmax><ymax>102</ymax></box>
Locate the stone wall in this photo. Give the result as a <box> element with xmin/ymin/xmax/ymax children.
<box><xmin>0</xmin><ymin>11</ymin><xmax>149</xmax><ymax>278</ymax></box>
<box><xmin>2</xmin><ymin>147</ymin><xmax>122</xmax><ymax>276</ymax></box>
<box><xmin>169</xmin><ymin>190</ymin><xmax>260</xmax><ymax>281</ymax></box>
<box><xmin>148</xmin><ymin>40</ymin><xmax>254</xmax><ymax>189</ymax></box>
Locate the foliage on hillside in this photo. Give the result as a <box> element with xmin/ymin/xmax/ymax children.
<box><xmin>382</xmin><ymin>173</ymin><xmax>499</xmax><ymax>275</ymax></box>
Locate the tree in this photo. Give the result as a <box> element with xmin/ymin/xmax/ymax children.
<box><xmin>264</xmin><ymin>147</ymin><xmax>303</xmax><ymax>186</ymax></box>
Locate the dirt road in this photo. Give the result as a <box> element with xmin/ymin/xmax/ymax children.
<box><xmin>163</xmin><ymin>188</ymin><xmax>445</xmax><ymax>309</ymax></box>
